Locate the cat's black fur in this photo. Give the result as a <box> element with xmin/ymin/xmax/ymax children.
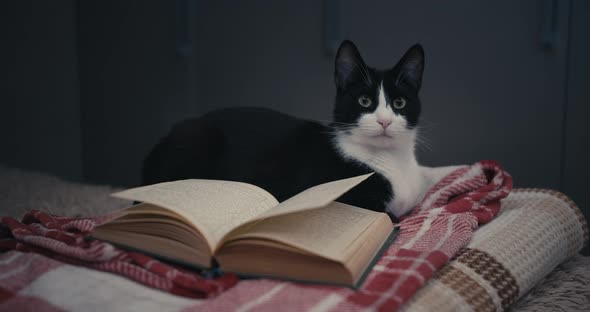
<box><xmin>142</xmin><ymin>107</ymin><xmax>393</xmax><ymax>212</ymax></box>
<box><xmin>141</xmin><ymin>41</ymin><xmax>424</xmax><ymax>221</ymax></box>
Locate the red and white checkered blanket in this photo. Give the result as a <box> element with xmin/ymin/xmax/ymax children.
<box><xmin>0</xmin><ymin>160</ymin><xmax>512</xmax><ymax>311</ymax></box>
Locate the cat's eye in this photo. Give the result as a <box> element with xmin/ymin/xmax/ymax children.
<box><xmin>393</xmin><ymin>97</ymin><xmax>406</xmax><ymax>109</ymax></box>
<box><xmin>358</xmin><ymin>95</ymin><xmax>372</xmax><ymax>107</ymax></box>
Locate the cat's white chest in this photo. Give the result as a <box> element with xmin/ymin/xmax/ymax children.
<box><xmin>383</xmin><ymin>166</ymin><xmax>424</xmax><ymax>217</ymax></box>
<box><xmin>336</xmin><ymin>138</ymin><xmax>426</xmax><ymax>217</ymax></box>
<box><xmin>372</xmin><ymin>156</ymin><xmax>424</xmax><ymax>217</ymax></box>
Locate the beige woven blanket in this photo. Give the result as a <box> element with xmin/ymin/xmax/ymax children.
<box><xmin>403</xmin><ymin>189</ymin><xmax>589</xmax><ymax>311</ymax></box>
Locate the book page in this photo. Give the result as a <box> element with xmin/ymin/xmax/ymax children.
<box><xmin>111</xmin><ymin>180</ymin><xmax>279</xmax><ymax>250</ymax></box>
<box><xmin>249</xmin><ymin>173</ymin><xmax>373</xmax><ymax>222</ymax></box>
<box><xmin>226</xmin><ymin>201</ymin><xmax>388</xmax><ymax>262</ymax></box>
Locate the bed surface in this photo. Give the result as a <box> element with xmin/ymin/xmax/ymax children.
<box><xmin>1</xmin><ymin>164</ymin><xmax>588</xmax><ymax>311</ymax></box>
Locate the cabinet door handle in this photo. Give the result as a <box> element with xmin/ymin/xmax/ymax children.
<box><xmin>540</xmin><ymin>0</ymin><xmax>559</xmax><ymax>50</ymax></box>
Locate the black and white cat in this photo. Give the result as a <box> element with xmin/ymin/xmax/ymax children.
<box><xmin>141</xmin><ymin>40</ymin><xmax>456</xmax><ymax>221</ymax></box>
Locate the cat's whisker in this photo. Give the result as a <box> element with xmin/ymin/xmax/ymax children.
<box><xmin>323</xmin><ymin>128</ymin><xmax>353</xmax><ymax>133</ymax></box>
<box><xmin>414</xmin><ymin>124</ymin><xmax>438</xmax><ymax>133</ymax></box>
<box><xmin>415</xmin><ymin>142</ymin><xmax>432</xmax><ymax>152</ymax></box>
<box><xmin>395</xmin><ymin>71</ymin><xmax>407</xmax><ymax>86</ymax></box>
<box><xmin>319</xmin><ymin>120</ymin><xmax>361</xmax><ymax>128</ymax></box>
<box><xmin>415</xmin><ymin>120</ymin><xmax>440</xmax><ymax>133</ymax></box>
<box><xmin>328</xmin><ymin>126</ymin><xmax>358</xmax><ymax>132</ymax></box>
<box><xmin>413</xmin><ymin>134</ymin><xmax>434</xmax><ymax>151</ymax></box>
<box><xmin>352</xmin><ymin>59</ymin><xmax>372</xmax><ymax>87</ymax></box>
<box><xmin>330</xmin><ymin>122</ymin><xmax>358</xmax><ymax>126</ymax></box>
<box><xmin>417</xmin><ymin>119</ymin><xmax>439</xmax><ymax>127</ymax></box>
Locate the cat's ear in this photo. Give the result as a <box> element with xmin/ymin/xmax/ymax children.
<box><xmin>394</xmin><ymin>44</ymin><xmax>424</xmax><ymax>91</ymax></box>
<box><xmin>334</xmin><ymin>40</ymin><xmax>371</xmax><ymax>90</ymax></box>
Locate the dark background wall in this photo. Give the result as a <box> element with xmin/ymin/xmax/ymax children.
<box><xmin>77</xmin><ymin>1</ymin><xmax>197</xmax><ymax>186</ymax></box>
<box><xmin>2</xmin><ymin>1</ymin><xmax>83</xmax><ymax>180</ymax></box>
<box><xmin>563</xmin><ymin>0</ymin><xmax>590</xmax><ymax>221</ymax></box>
<box><xmin>2</xmin><ymin>1</ymin><xmax>589</xmax><ymax>232</ymax></box>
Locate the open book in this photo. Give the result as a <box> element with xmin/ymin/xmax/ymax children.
<box><xmin>92</xmin><ymin>173</ymin><xmax>398</xmax><ymax>287</ymax></box>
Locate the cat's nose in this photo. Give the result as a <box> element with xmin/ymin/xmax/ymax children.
<box><xmin>377</xmin><ymin>119</ymin><xmax>392</xmax><ymax>129</ymax></box>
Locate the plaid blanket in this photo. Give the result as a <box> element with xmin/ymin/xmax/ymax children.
<box><xmin>0</xmin><ymin>160</ymin><xmax>512</xmax><ymax>311</ymax></box>
<box><xmin>0</xmin><ymin>212</ymin><xmax>238</xmax><ymax>298</ymax></box>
